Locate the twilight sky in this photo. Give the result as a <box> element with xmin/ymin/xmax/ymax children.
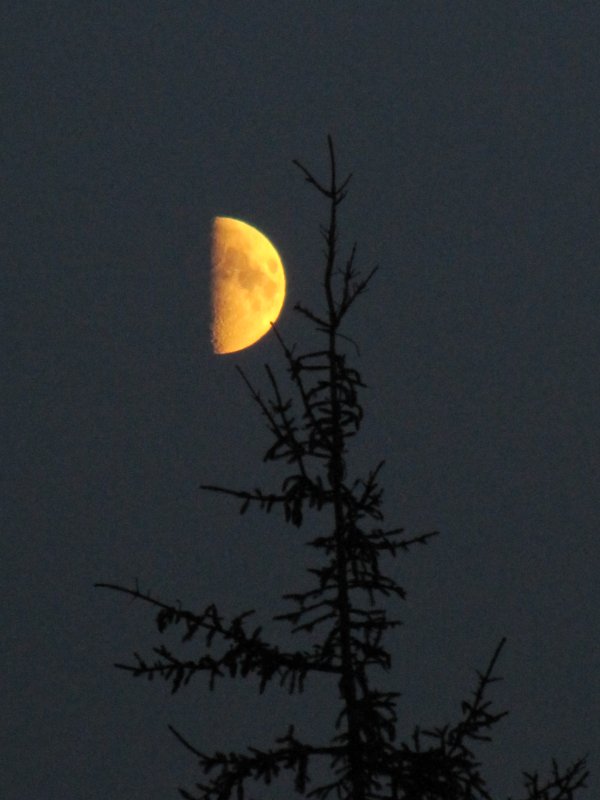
<box><xmin>3</xmin><ymin>3</ymin><xmax>599</xmax><ymax>798</ymax></box>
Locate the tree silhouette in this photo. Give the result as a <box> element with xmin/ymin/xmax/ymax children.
<box><xmin>97</xmin><ymin>138</ymin><xmax>588</xmax><ymax>800</ymax></box>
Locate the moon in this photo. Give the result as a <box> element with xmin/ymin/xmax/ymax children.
<box><xmin>211</xmin><ymin>217</ymin><xmax>286</xmax><ymax>354</ymax></box>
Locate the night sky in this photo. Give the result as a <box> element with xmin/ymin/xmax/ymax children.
<box><xmin>4</xmin><ymin>3</ymin><xmax>599</xmax><ymax>798</ymax></box>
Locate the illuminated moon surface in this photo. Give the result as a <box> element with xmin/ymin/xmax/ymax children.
<box><xmin>211</xmin><ymin>216</ymin><xmax>286</xmax><ymax>354</ymax></box>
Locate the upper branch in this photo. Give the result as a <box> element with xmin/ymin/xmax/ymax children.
<box><xmin>95</xmin><ymin>583</ymin><xmax>342</xmax><ymax>694</ymax></box>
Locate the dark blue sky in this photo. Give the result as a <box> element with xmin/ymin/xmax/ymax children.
<box><xmin>4</xmin><ymin>3</ymin><xmax>599</xmax><ymax>798</ymax></box>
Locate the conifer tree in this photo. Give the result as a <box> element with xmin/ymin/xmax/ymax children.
<box><xmin>97</xmin><ymin>138</ymin><xmax>588</xmax><ymax>800</ymax></box>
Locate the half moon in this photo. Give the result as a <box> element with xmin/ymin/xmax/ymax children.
<box><xmin>211</xmin><ymin>217</ymin><xmax>286</xmax><ymax>354</ymax></box>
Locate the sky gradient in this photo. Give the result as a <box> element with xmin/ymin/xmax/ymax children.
<box><xmin>4</xmin><ymin>3</ymin><xmax>599</xmax><ymax>798</ymax></box>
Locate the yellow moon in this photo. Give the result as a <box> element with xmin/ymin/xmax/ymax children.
<box><xmin>211</xmin><ymin>217</ymin><xmax>286</xmax><ymax>354</ymax></box>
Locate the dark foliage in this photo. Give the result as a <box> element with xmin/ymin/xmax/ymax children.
<box><xmin>97</xmin><ymin>138</ymin><xmax>588</xmax><ymax>800</ymax></box>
